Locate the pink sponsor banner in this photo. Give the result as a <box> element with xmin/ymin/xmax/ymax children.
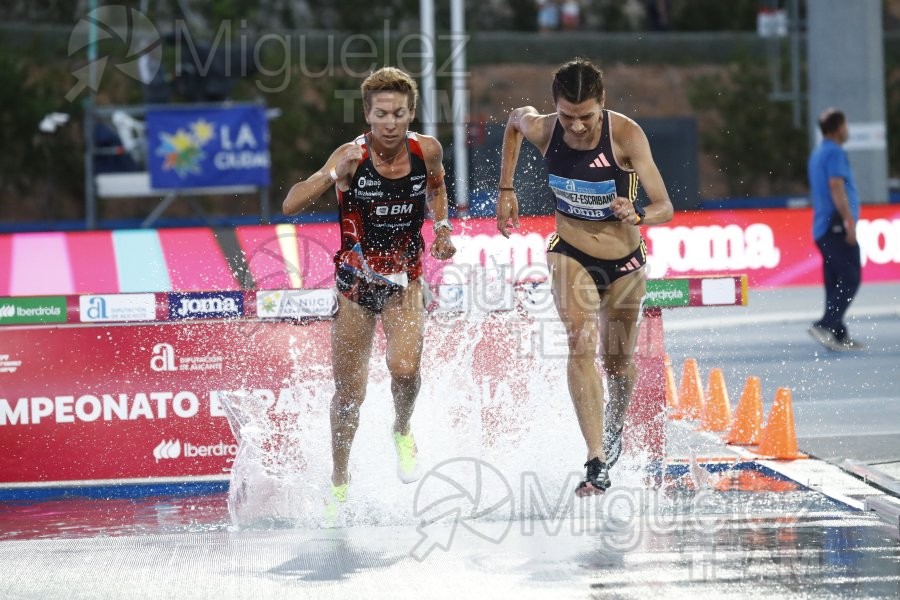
<box><xmin>1</xmin><ymin>206</ymin><xmax>898</xmax><ymax>297</ymax></box>
<box><xmin>442</xmin><ymin>207</ymin><xmax>900</xmax><ymax>289</ymax></box>
<box><xmin>66</xmin><ymin>231</ymin><xmax>119</xmax><ymax>294</ymax></box>
<box><xmin>234</xmin><ymin>223</ymin><xmax>338</xmax><ymax>290</ymax></box>
<box><xmin>157</xmin><ymin>228</ymin><xmax>238</xmax><ymax>291</ymax></box>
<box><xmin>9</xmin><ymin>232</ymin><xmax>74</xmax><ymax>295</ymax></box>
<box><xmin>234</xmin><ymin>225</ymin><xmax>291</xmax><ymax>289</ymax></box>
<box><xmin>641</xmin><ymin>206</ymin><xmax>900</xmax><ymax>288</ymax></box>
<box><xmin>0</xmin><ymin>234</ymin><xmax>10</xmax><ymax>296</ymax></box>
<box><xmin>286</xmin><ymin>222</ymin><xmax>341</xmax><ymax>289</ymax></box>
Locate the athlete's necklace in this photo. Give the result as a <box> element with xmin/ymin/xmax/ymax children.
<box><xmin>372</xmin><ymin>145</ymin><xmax>406</xmax><ymax>170</ymax></box>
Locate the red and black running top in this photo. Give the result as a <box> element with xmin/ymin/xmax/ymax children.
<box><xmin>335</xmin><ymin>132</ymin><xmax>429</xmax><ymax>279</ymax></box>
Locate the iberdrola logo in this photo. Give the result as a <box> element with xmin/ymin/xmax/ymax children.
<box><xmin>156</xmin><ymin>119</ymin><xmax>215</xmax><ymax>177</ymax></box>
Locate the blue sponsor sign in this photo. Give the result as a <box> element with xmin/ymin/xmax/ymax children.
<box><xmin>167</xmin><ymin>292</ymin><xmax>244</xmax><ymax>320</ymax></box>
<box><xmin>147</xmin><ymin>105</ymin><xmax>270</xmax><ymax>189</ymax></box>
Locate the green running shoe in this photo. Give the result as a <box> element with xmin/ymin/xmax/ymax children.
<box><xmin>392</xmin><ymin>430</ymin><xmax>422</xmax><ymax>484</ymax></box>
<box><xmin>325</xmin><ymin>482</ymin><xmax>348</xmax><ymax>525</ymax></box>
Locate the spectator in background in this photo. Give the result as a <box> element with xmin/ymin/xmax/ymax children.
<box><xmin>807</xmin><ymin>108</ymin><xmax>866</xmax><ymax>352</ymax></box>
<box><xmin>537</xmin><ymin>0</ymin><xmax>560</xmax><ymax>32</ymax></box>
<box><xmin>645</xmin><ymin>0</ymin><xmax>671</xmax><ymax>31</ymax></box>
<box><xmin>561</xmin><ymin>1</ymin><xmax>581</xmax><ymax>30</ymax></box>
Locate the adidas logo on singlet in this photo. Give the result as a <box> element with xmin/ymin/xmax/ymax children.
<box><xmin>589</xmin><ymin>153</ymin><xmax>611</xmax><ymax>168</ymax></box>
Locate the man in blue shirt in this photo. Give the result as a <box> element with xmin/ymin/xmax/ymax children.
<box><xmin>807</xmin><ymin>108</ymin><xmax>865</xmax><ymax>351</ymax></box>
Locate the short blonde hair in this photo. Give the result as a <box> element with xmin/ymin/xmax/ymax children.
<box><xmin>361</xmin><ymin>67</ymin><xmax>419</xmax><ymax>112</ymax></box>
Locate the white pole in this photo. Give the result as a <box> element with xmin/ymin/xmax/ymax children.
<box><xmin>418</xmin><ymin>0</ymin><xmax>437</xmax><ymax>138</ymax></box>
<box><xmin>85</xmin><ymin>0</ymin><xmax>99</xmax><ymax>229</ymax></box>
<box><xmin>450</xmin><ymin>0</ymin><xmax>469</xmax><ymax>216</ymax></box>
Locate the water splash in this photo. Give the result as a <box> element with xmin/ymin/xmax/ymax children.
<box><xmin>221</xmin><ymin>275</ymin><xmax>660</xmax><ymax>531</ymax></box>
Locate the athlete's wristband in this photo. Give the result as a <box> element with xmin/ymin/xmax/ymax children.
<box><xmin>634</xmin><ymin>203</ymin><xmax>646</xmax><ymax>224</ymax></box>
<box><xmin>433</xmin><ymin>219</ymin><xmax>453</xmax><ymax>233</ymax></box>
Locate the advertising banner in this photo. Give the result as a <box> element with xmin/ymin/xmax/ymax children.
<box><xmin>638</xmin><ymin>208</ymin><xmax>900</xmax><ymax>288</ymax></box>
<box><xmin>1</xmin><ymin>207</ymin><xmax>898</xmax><ymax>297</ymax></box>
<box><xmin>79</xmin><ymin>293</ymin><xmax>157</xmax><ymax>323</ymax></box>
<box><xmin>0</xmin><ymin>296</ymin><xmax>68</xmax><ymax>325</ymax></box>
<box><xmin>146</xmin><ymin>104</ymin><xmax>270</xmax><ymax>189</ymax></box>
<box><xmin>443</xmin><ymin>206</ymin><xmax>900</xmax><ymax>289</ymax></box>
<box><xmin>0</xmin><ymin>320</ymin><xmax>329</xmax><ymax>484</ymax></box>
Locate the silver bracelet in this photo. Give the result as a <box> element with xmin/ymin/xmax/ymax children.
<box><xmin>433</xmin><ymin>219</ymin><xmax>452</xmax><ymax>233</ymax></box>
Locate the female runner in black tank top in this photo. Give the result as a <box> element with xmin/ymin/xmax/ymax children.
<box><xmin>283</xmin><ymin>67</ymin><xmax>456</xmax><ymax>510</ymax></box>
<box><xmin>496</xmin><ymin>58</ymin><xmax>673</xmax><ymax>497</ymax></box>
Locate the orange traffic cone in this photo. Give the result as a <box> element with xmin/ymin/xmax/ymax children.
<box><xmin>664</xmin><ymin>355</ymin><xmax>679</xmax><ymax>413</ymax></box>
<box><xmin>725</xmin><ymin>376</ymin><xmax>763</xmax><ymax>445</ymax></box>
<box><xmin>699</xmin><ymin>368</ymin><xmax>732</xmax><ymax>431</ymax></box>
<box><xmin>675</xmin><ymin>358</ymin><xmax>705</xmax><ymax>420</ymax></box>
<box><xmin>756</xmin><ymin>387</ymin><xmax>800</xmax><ymax>459</ymax></box>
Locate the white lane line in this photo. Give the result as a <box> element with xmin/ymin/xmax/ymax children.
<box><xmin>663</xmin><ymin>305</ymin><xmax>900</xmax><ymax>331</ymax></box>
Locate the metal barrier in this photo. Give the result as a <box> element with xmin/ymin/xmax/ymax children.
<box><xmin>84</xmin><ymin>103</ymin><xmax>272</xmax><ymax>229</ymax></box>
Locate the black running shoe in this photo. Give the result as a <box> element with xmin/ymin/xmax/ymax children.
<box><xmin>604</xmin><ymin>426</ymin><xmax>624</xmax><ymax>468</ymax></box>
<box><xmin>575</xmin><ymin>457</ymin><xmax>611</xmax><ymax>497</ymax></box>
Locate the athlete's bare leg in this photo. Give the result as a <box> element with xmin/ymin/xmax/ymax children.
<box><xmin>380</xmin><ymin>278</ymin><xmax>426</xmax><ymax>435</ymax></box>
<box><xmin>330</xmin><ymin>292</ymin><xmax>377</xmax><ymax>487</ymax></box>
<box><xmin>548</xmin><ymin>251</ymin><xmax>605</xmax><ymax>462</ymax></box>
<box><xmin>600</xmin><ymin>270</ymin><xmax>646</xmax><ymax>439</ymax></box>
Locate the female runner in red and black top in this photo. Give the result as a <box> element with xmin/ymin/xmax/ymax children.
<box><xmin>496</xmin><ymin>58</ymin><xmax>673</xmax><ymax>496</ymax></box>
<box><xmin>283</xmin><ymin>67</ymin><xmax>456</xmax><ymax>506</ymax></box>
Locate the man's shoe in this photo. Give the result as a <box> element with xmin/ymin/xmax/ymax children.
<box><xmin>839</xmin><ymin>336</ymin><xmax>867</xmax><ymax>351</ymax></box>
<box><xmin>808</xmin><ymin>324</ymin><xmax>847</xmax><ymax>352</ymax></box>
<box><xmin>392</xmin><ymin>430</ymin><xmax>422</xmax><ymax>484</ymax></box>
<box><xmin>603</xmin><ymin>425</ymin><xmax>624</xmax><ymax>469</ymax></box>
<box><xmin>575</xmin><ymin>457</ymin><xmax>611</xmax><ymax>497</ymax></box>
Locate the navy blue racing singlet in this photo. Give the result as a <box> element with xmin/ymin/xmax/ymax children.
<box><xmin>335</xmin><ymin>132</ymin><xmax>428</xmax><ymax>279</ymax></box>
<box><xmin>543</xmin><ymin>110</ymin><xmax>639</xmax><ymax>222</ymax></box>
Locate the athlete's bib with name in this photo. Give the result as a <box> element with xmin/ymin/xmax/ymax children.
<box><xmin>549</xmin><ymin>174</ymin><xmax>617</xmax><ymax>221</ymax></box>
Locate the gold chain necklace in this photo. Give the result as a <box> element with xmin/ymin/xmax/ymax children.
<box><xmin>370</xmin><ymin>137</ymin><xmax>406</xmax><ymax>170</ymax></box>
<box><xmin>372</xmin><ymin>148</ymin><xmax>405</xmax><ymax>169</ymax></box>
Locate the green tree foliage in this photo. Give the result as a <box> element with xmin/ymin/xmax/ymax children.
<box><xmin>0</xmin><ymin>49</ymin><xmax>83</xmax><ymax>211</ymax></box>
<box><xmin>507</xmin><ymin>0</ymin><xmax>538</xmax><ymax>32</ymax></box>
<box><xmin>303</xmin><ymin>0</ymin><xmax>418</xmax><ymax>32</ymax></box>
<box><xmin>260</xmin><ymin>70</ymin><xmax>363</xmax><ymax>211</ymax></box>
<box><xmin>667</xmin><ymin>0</ymin><xmax>761</xmax><ymax>31</ymax></box>
<box><xmin>687</xmin><ymin>58</ymin><xmax>807</xmax><ymax>197</ymax></box>
<box><xmin>0</xmin><ymin>0</ymin><xmax>82</xmax><ymax>23</ymax></box>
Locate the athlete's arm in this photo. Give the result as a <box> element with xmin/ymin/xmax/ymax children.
<box><xmin>613</xmin><ymin>115</ymin><xmax>673</xmax><ymax>226</ymax></box>
<box><xmin>420</xmin><ymin>135</ymin><xmax>448</xmax><ymax>221</ymax></box>
<box><xmin>497</xmin><ymin>107</ymin><xmax>554</xmax><ymax>237</ymax></box>
<box><xmin>282</xmin><ymin>142</ymin><xmax>362</xmax><ymax>215</ymax></box>
<box><xmin>420</xmin><ymin>135</ymin><xmax>456</xmax><ymax>261</ymax></box>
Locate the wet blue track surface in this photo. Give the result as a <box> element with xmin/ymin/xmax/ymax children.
<box><xmin>1</xmin><ymin>285</ymin><xmax>899</xmax><ymax>598</ymax></box>
<box><xmin>0</xmin><ymin>461</ymin><xmax>898</xmax><ymax>599</ymax></box>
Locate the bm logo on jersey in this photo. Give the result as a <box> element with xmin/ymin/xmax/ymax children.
<box><xmin>376</xmin><ymin>203</ymin><xmax>414</xmax><ymax>216</ymax></box>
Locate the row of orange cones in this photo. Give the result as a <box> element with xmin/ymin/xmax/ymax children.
<box><xmin>664</xmin><ymin>356</ymin><xmax>803</xmax><ymax>460</ymax></box>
